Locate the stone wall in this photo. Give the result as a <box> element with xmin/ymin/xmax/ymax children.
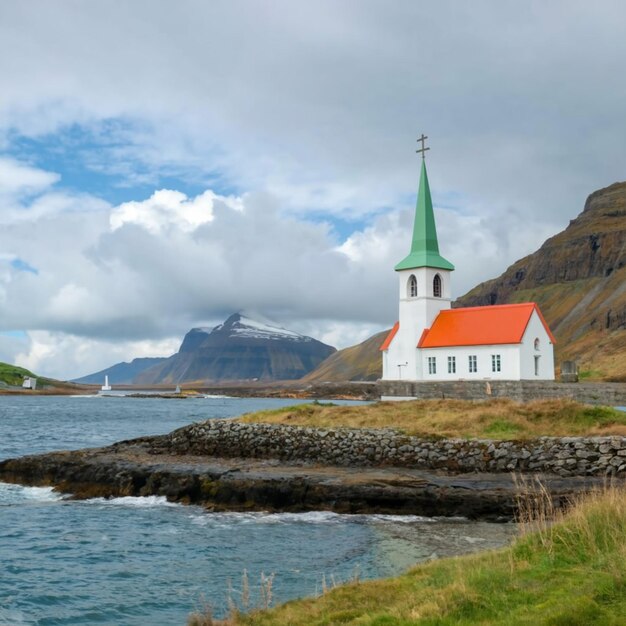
<box><xmin>149</xmin><ymin>420</ymin><xmax>626</xmax><ymax>477</ymax></box>
<box><xmin>377</xmin><ymin>380</ymin><xmax>626</xmax><ymax>405</ymax></box>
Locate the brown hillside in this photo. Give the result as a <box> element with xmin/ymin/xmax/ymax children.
<box><xmin>301</xmin><ymin>329</ymin><xmax>388</xmax><ymax>382</ymax></box>
<box><xmin>457</xmin><ymin>181</ymin><xmax>626</xmax><ymax>378</ymax></box>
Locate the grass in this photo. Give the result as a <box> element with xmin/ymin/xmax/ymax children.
<box><xmin>238</xmin><ymin>398</ymin><xmax>626</xmax><ymax>439</ymax></box>
<box><xmin>0</xmin><ymin>361</ymin><xmax>36</xmax><ymax>387</ymax></box>
<box><xmin>194</xmin><ymin>486</ymin><xmax>626</xmax><ymax>626</ymax></box>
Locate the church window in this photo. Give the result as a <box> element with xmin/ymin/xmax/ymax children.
<box><xmin>468</xmin><ymin>355</ymin><xmax>477</xmax><ymax>373</ymax></box>
<box><xmin>433</xmin><ymin>274</ymin><xmax>442</xmax><ymax>298</ymax></box>
<box><xmin>408</xmin><ymin>275</ymin><xmax>418</xmax><ymax>298</ymax></box>
<box><xmin>491</xmin><ymin>354</ymin><xmax>501</xmax><ymax>373</ymax></box>
<box><xmin>447</xmin><ymin>356</ymin><xmax>456</xmax><ymax>374</ymax></box>
<box><xmin>428</xmin><ymin>356</ymin><xmax>437</xmax><ymax>375</ymax></box>
<box><xmin>534</xmin><ymin>355</ymin><xmax>540</xmax><ymax>376</ymax></box>
<box><xmin>534</xmin><ymin>338</ymin><xmax>540</xmax><ymax>350</ymax></box>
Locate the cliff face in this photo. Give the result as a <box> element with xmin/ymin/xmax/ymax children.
<box><xmin>135</xmin><ymin>313</ymin><xmax>336</xmax><ymax>384</ymax></box>
<box><xmin>457</xmin><ymin>181</ymin><xmax>626</xmax><ymax>377</ymax></box>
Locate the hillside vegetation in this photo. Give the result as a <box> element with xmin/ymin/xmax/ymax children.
<box><xmin>0</xmin><ymin>361</ymin><xmax>36</xmax><ymax>387</ymax></box>
<box><xmin>458</xmin><ymin>181</ymin><xmax>626</xmax><ymax>379</ymax></box>
<box><xmin>301</xmin><ymin>330</ymin><xmax>389</xmax><ymax>383</ymax></box>
<box><xmin>208</xmin><ymin>487</ymin><xmax>626</xmax><ymax>626</ymax></box>
<box><xmin>238</xmin><ymin>398</ymin><xmax>626</xmax><ymax>438</ymax></box>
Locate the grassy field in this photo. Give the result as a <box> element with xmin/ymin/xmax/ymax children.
<box><xmin>0</xmin><ymin>361</ymin><xmax>36</xmax><ymax>387</ymax></box>
<box><xmin>238</xmin><ymin>398</ymin><xmax>626</xmax><ymax>439</ymax></box>
<box><xmin>189</xmin><ymin>487</ymin><xmax>626</xmax><ymax>626</ymax></box>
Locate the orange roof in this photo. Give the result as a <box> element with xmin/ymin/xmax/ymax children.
<box><xmin>418</xmin><ymin>303</ymin><xmax>556</xmax><ymax>348</ymax></box>
<box><xmin>380</xmin><ymin>321</ymin><xmax>399</xmax><ymax>351</ymax></box>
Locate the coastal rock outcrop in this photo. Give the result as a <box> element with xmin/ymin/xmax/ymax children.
<box><xmin>1</xmin><ymin>420</ymin><xmax>624</xmax><ymax>521</ymax></box>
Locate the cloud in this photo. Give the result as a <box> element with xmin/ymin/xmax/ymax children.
<box><xmin>0</xmin><ymin>157</ymin><xmax>59</xmax><ymax>199</ymax></box>
<box><xmin>11</xmin><ymin>331</ymin><xmax>180</xmax><ymax>382</ymax></box>
<box><xmin>110</xmin><ymin>189</ymin><xmax>242</xmax><ymax>234</ymax></box>
<box><xmin>1</xmin><ymin>2</ymin><xmax>626</xmax><ymax>377</ymax></box>
<box><xmin>0</xmin><ymin>155</ymin><xmax>563</xmax><ymax>379</ymax></box>
<box><xmin>2</xmin><ymin>1</ymin><xmax>626</xmax><ymax>226</ymax></box>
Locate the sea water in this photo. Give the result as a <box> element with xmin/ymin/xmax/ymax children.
<box><xmin>0</xmin><ymin>396</ymin><xmax>516</xmax><ymax>625</ymax></box>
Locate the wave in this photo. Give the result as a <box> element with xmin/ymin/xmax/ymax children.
<box><xmin>203</xmin><ymin>394</ymin><xmax>233</xmax><ymax>399</ymax></box>
<box><xmin>0</xmin><ymin>483</ymin><xmax>63</xmax><ymax>505</ymax></box>
<box><xmin>85</xmin><ymin>495</ymin><xmax>182</xmax><ymax>508</ymax></box>
<box><xmin>189</xmin><ymin>510</ymin><xmax>448</xmax><ymax>527</ymax></box>
<box><xmin>0</xmin><ymin>608</ymin><xmax>30</xmax><ymax>626</ymax></box>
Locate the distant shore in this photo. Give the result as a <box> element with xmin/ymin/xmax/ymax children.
<box><xmin>0</xmin><ymin>380</ymin><xmax>379</xmax><ymax>400</ymax></box>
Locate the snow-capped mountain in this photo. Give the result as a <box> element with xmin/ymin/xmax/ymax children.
<box><xmin>212</xmin><ymin>312</ymin><xmax>311</xmax><ymax>342</ymax></box>
<box><xmin>135</xmin><ymin>313</ymin><xmax>335</xmax><ymax>384</ymax></box>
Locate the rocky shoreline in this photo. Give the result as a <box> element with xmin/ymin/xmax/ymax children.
<box><xmin>1</xmin><ymin>420</ymin><xmax>624</xmax><ymax>521</ymax></box>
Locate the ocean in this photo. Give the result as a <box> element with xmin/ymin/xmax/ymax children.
<box><xmin>0</xmin><ymin>395</ymin><xmax>516</xmax><ymax>625</ymax></box>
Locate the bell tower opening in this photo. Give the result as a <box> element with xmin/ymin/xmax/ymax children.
<box><xmin>408</xmin><ymin>275</ymin><xmax>418</xmax><ymax>298</ymax></box>
<box><xmin>433</xmin><ymin>273</ymin><xmax>442</xmax><ymax>298</ymax></box>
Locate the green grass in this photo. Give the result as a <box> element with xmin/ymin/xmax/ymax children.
<box><xmin>0</xmin><ymin>361</ymin><xmax>37</xmax><ymax>387</ymax></box>
<box><xmin>579</xmin><ymin>369</ymin><xmax>604</xmax><ymax>380</ymax></box>
<box><xmin>207</xmin><ymin>487</ymin><xmax>626</xmax><ymax>626</ymax></box>
<box><xmin>238</xmin><ymin>398</ymin><xmax>626</xmax><ymax>438</ymax></box>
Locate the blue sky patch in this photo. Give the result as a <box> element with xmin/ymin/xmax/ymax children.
<box><xmin>7</xmin><ymin>119</ymin><xmax>238</xmax><ymax>207</ymax></box>
<box><xmin>10</xmin><ymin>258</ymin><xmax>38</xmax><ymax>274</ymax></box>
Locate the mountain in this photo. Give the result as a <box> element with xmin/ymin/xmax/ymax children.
<box><xmin>72</xmin><ymin>357</ymin><xmax>168</xmax><ymax>385</ymax></box>
<box><xmin>457</xmin><ymin>181</ymin><xmax>626</xmax><ymax>377</ymax></box>
<box><xmin>306</xmin><ymin>181</ymin><xmax>626</xmax><ymax>382</ymax></box>
<box><xmin>301</xmin><ymin>330</ymin><xmax>388</xmax><ymax>383</ymax></box>
<box><xmin>135</xmin><ymin>313</ymin><xmax>336</xmax><ymax>384</ymax></box>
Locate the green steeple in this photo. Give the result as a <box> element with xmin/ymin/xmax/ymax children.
<box><xmin>394</xmin><ymin>159</ymin><xmax>454</xmax><ymax>272</ymax></box>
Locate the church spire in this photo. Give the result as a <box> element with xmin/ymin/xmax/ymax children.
<box><xmin>395</xmin><ymin>155</ymin><xmax>454</xmax><ymax>272</ymax></box>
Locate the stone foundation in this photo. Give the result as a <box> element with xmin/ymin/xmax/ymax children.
<box><xmin>377</xmin><ymin>380</ymin><xmax>626</xmax><ymax>405</ymax></box>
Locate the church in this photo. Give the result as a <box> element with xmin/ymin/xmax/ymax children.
<box><xmin>380</xmin><ymin>143</ymin><xmax>555</xmax><ymax>382</ymax></box>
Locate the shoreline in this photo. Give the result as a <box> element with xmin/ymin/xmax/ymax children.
<box><xmin>2</xmin><ymin>422</ymin><xmax>622</xmax><ymax>521</ymax></box>
<box><xmin>0</xmin><ymin>381</ymin><xmax>378</xmax><ymax>400</ymax></box>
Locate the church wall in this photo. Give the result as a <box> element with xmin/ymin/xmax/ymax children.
<box><xmin>383</xmin><ymin>330</ymin><xmax>417</xmax><ymax>380</ymax></box>
<box><xmin>519</xmin><ymin>311</ymin><xmax>555</xmax><ymax>380</ymax></box>
<box><xmin>418</xmin><ymin>343</ymin><xmax>521</xmax><ymax>381</ymax></box>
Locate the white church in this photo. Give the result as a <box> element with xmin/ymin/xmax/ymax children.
<box><xmin>381</xmin><ymin>148</ymin><xmax>555</xmax><ymax>382</ymax></box>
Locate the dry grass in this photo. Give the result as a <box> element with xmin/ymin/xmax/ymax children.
<box><xmin>238</xmin><ymin>397</ymin><xmax>626</xmax><ymax>439</ymax></box>
<box><xmin>189</xmin><ymin>570</ymin><xmax>275</xmax><ymax>626</ymax></box>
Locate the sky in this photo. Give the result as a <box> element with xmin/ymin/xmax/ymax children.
<box><xmin>1</xmin><ymin>0</ymin><xmax>626</xmax><ymax>379</ymax></box>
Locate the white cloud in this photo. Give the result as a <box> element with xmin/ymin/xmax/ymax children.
<box><xmin>110</xmin><ymin>189</ymin><xmax>242</xmax><ymax>234</ymax></box>
<box><xmin>1</xmin><ymin>2</ymin><xmax>625</xmax><ymax>377</ymax></box>
<box><xmin>0</xmin><ymin>157</ymin><xmax>59</xmax><ymax>199</ymax></box>
<box><xmin>0</xmin><ymin>159</ymin><xmax>566</xmax><ymax>380</ymax></box>
<box><xmin>12</xmin><ymin>331</ymin><xmax>180</xmax><ymax>381</ymax></box>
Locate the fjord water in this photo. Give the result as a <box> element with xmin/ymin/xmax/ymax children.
<box><xmin>0</xmin><ymin>396</ymin><xmax>516</xmax><ymax>625</ymax></box>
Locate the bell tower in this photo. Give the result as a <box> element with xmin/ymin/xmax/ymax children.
<box><xmin>382</xmin><ymin>136</ymin><xmax>454</xmax><ymax>380</ymax></box>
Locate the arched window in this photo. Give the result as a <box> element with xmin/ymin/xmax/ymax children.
<box><xmin>408</xmin><ymin>275</ymin><xmax>417</xmax><ymax>298</ymax></box>
<box><xmin>534</xmin><ymin>338</ymin><xmax>540</xmax><ymax>351</ymax></box>
<box><xmin>433</xmin><ymin>274</ymin><xmax>442</xmax><ymax>298</ymax></box>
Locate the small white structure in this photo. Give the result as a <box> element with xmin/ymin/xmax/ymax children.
<box><xmin>22</xmin><ymin>377</ymin><xmax>37</xmax><ymax>390</ymax></box>
<box><xmin>101</xmin><ymin>375</ymin><xmax>112</xmax><ymax>392</ymax></box>
<box><xmin>381</xmin><ymin>154</ymin><xmax>555</xmax><ymax>382</ymax></box>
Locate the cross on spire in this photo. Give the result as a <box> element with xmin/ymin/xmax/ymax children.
<box><xmin>416</xmin><ymin>133</ymin><xmax>430</xmax><ymax>159</ymax></box>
